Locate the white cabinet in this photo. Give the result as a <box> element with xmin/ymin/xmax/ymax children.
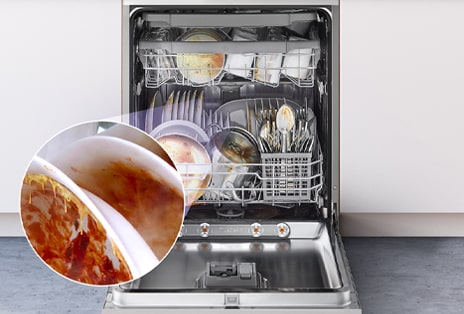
<box><xmin>0</xmin><ymin>0</ymin><xmax>121</xmax><ymax>213</ymax></box>
<box><xmin>340</xmin><ymin>0</ymin><xmax>464</xmax><ymax>213</ymax></box>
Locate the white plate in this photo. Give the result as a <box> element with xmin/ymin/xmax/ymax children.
<box><xmin>194</xmin><ymin>90</ymin><xmax>204</xmax><ymax>126</ymax></box>
<box><xmin>178</xmin><ymin>91</ymin><xmax>185</xmax><ymax>120</ymax></box>
<box><xmin>206</xmin><ymin>109</ymin><xmax>213</xmax><ymax>137</ymax></box>
<box><xmin>189</xmin><ymin>90</ymin><xmax>197</xmax><ymax>122</ymax></box>
<box><xmin>201</xmin><ymin>110</ymin><xmax>206</xmax><ymax>129</ymax></box>
<box><xmin>183</xmin><ymin>90</ymin><xmax>190</xmax><ymax>121</ymax></box>
<box><xmin>171</xmin><ymin>90</ymin><xmax>180</xmax><ymax>121</ymax></box>
<box><xmin>163</xmin><ymin>91</ymin><xmax>174</xmax><ymax>122</ymax></box>
<box><xmin>145</xmin><ymin>91</ymin><xmax>159</xmax><ymax>134</ymax></box>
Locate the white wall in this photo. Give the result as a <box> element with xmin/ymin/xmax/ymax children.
<box><xmin>0</xmin><ymin>0</ymin><xmax>121</xmax><ymax>213</ymax></box>
<box><xmin>340</xmin><ymin>0</ymin><xmax>464</xmax><ymax>213</ymax></box>
<box><xmin>2</xmin><ymin>0</ymin><xmax>463</xmax><ymax>235</ymax></box>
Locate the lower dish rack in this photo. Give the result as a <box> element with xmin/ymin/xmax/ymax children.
<box><xmin>177</xmin><ymin>151</ymin><xmax>323</xmax><ymax>207</ymax></box>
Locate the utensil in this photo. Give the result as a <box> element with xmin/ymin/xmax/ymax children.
<box><xmin>214</xmin><ymin>98</ymin><xmax>301</xmax><ymax>141</ymax></box>
<box><xmin>276</xmin><ymin>103</ymin><xmax>295</xmax><ymax>153</ymax></box>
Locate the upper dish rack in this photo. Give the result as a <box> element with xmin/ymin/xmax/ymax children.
<box><xmin>139</xmin><ymin>41</ymin><xmax>320</xmax><ymax>89</ymax></box>
<box><xmin>136</xmin><ymin>11</ymin><xmax>322</xmax><ymax>89</ymax></box>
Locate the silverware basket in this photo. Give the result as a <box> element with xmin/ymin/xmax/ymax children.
<box><xmin>261</xmin><ymin>152</ymin><xmax>322</xmax><ymax>203</ymax></box>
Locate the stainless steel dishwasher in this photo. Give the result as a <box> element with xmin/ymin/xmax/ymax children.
<box><xmin>104</xmin><ymin>1</ymin><xmax>360</xmax><ymax>312</ymax></box>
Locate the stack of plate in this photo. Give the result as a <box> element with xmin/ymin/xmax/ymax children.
<box><xmin>143</xmin><ymin>89</ymin><xmax>208</xmax><ymax>135</ymax></box>
<box><xmin>161</xmin><ymin>90</ymin><xmax>206</xmax><ymax>128</ymax></box>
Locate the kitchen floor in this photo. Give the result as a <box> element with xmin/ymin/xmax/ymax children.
<box><xmin>1</xmin><ymin>237</ymin><xmax>463</xmax><ymax>314</ymax></box>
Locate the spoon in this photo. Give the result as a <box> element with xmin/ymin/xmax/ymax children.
<box><xmin>276</xmin><ymin>103</ymin><xmax>295</xmax><ymax>153</ymax></box>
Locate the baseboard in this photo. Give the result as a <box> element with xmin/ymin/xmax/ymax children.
<box><xmin>340</xmin><ymin>212</ymin><xmax>464</xmax><ymax>236</ymax></box>
<box><xmin>0</xmin><ymin>213</ymin><xmax>24</xmax><ymax>237</ymax></box>
<box><xmin>1</xmin><ymin>212</ymin><xmax>463</xmax><ymax>237</ymax></box>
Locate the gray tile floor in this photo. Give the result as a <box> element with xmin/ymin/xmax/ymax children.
<box><xmin>344</xmin><ymin>237</ymin><xmax>464</xmax><ymax>314</ymax></box>
<box><xmin>1</xmin><ymin>237</ymin><xmax>463</xmax><ymax>314</ymax></box>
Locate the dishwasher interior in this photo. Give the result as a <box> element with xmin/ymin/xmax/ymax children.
<box><xmin>105</xmin><ymin>3</ymin><xmax>360</xmax><ymax>312</ymax></box>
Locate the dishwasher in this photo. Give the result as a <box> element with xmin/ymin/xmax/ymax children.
<box><xmin>104</xmin><ymin>1</ymin><xmax>360</xmax><ymax>312</ymax></box>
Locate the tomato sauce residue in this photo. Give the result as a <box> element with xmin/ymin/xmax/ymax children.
<box><xmin>71</xmin><ymin>160</ymin><xmax>184</xmax><ymax>260</ymax></box>
<box><xmin>21</xmin><ymin>174</ymin><xmax>132</xmax><ymax>285</ymax></box>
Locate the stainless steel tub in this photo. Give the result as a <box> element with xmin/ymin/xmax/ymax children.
<box><xmin>104</xmin><ymin>222</ymin><xmax>360</xmax><ymax>312</ymax></box>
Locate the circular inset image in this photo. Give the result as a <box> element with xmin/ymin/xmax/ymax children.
<box><xmin>20</xmin><ymin>121</ymin><xmax>184</xmax><ymax>286</ymax></box>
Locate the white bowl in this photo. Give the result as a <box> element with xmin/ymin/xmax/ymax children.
<box><xmin>156</xmin><ymin>133</ymin><xmax>211</xmax><ymax>207</ymax></box>
<box><xmin>176</xmin><ymin>29</ymin><xmax>226</xmax><ymax>85</ymax></box>
<box><xmin>150</xmin><ymin>120</ymin><xmax>209</xmax><ymax>144</ymax></box>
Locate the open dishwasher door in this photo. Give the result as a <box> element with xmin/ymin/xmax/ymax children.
<box><xmin>105</xmin><ymin>1</ymin><xmax>361</xmax><ymax>312</ymax></box>
<box><xmin>104</xmin><ymin>222</ymin><xmax>360</xmax><ymax>312</ymax></box>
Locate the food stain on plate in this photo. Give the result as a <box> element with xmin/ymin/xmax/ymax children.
<box><xmin>21</xmin><ymin>174</ymin><xmax>132</xmax><ymax>285</ymax></box>
<box><xmin>69</xmin><ymin>159</ymin><xmax>184</xmax><ymax>260</ymax></box>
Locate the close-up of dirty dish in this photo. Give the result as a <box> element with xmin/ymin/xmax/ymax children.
<box><xmin>21</xmin><ymin>156</ymin><xmax>162</xmax><ymax>285</ymax></box>
<box><xmin>49</xmin><ymin>135</ymin><xmax>184</xmax><ymax>260</ymax></box>
<box><xmin>20</xmin><ymin>121</ymin><xmax>184</xmax><ymax>286</ymax></box>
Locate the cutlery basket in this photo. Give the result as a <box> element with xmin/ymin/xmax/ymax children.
<box><xmin>261</xmin><ymin>152</ymin><xmax>322</xmax><ymax>203</ymax></box>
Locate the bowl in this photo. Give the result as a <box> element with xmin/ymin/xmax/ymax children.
<box><xmin>207</xmin><ymin>127</ymin><xmax>261</xmax><ymax>202</ymax></box>
<box><xmin>155</xmin><ymin>133</ymin><xmax>212</xmax><ymax>207</ymax></box>
<box><xmin>176</xmin><ymin>29</ymin><xmax>226</xmax><ymax>85</ymax></box>
<box><xmin>150</xmin><ymin>120</ymin><xmax>209</xmax><ymax>145</ymax></box>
